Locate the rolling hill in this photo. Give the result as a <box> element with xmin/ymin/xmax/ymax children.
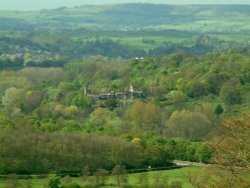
<box><xmin>0</xmin><ymin>4</ymin><xmax>250</xmax><ymax>32</ymax></box>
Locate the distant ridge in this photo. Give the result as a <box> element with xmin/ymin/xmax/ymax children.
<box><xmin>0</xmin><ymin>3</ymin><xmax>250</xmax><ymax>31</ymax></box>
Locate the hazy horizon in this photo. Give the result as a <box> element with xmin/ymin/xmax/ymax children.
<box><xmin>1</xmin><ymin>0</ymin><xmax>250</xmax><ymax>11</ymax></box>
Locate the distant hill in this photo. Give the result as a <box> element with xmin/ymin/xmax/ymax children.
<box><xmin>0</xmin><ymin>4</ymin><xmax>250</xmax><ymax>31</ymax></box>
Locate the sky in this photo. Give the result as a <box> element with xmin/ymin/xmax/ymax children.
<box><xmin>0</xmin><ymin>0</ymin><xmax>250</xmax><ymax>11</ymax></box>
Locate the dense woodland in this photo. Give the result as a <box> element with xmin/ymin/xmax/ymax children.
<box><xmin>0</xmin><ymin>50</ymin><xmax>249</xmax><ymax>175</ymax></box>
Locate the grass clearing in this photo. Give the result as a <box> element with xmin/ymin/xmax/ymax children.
<box><xmin>0</xmin><ymin>167</ymin><xmax>203</xmax><ymax>188</ymax></box>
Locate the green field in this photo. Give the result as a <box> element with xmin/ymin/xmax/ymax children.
<box><xmin>0</xmin><ymin>167</ymin><xmax>202</xmax><ymax>188</ymax></box>
<box><xmin>1</xmin><ymin>4</ymin><xmax>250</xmax><ymax>56</ymax></box>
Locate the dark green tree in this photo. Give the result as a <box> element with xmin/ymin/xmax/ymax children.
<box><xmin>214</xmin><ymin>104</ymin><xmax>224</xmax><ymax>115</ymax></box>
<box><xmin>48</xmin><ymin>175</ymin><xmax>61</xmax><ymax>188</ymax></box>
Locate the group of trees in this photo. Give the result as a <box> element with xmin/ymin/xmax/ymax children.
<box><xmin>0</xmin><ymin>50</ymin><xmax>249</xmax><ymax>175</ymax></box>
<box><xmin>166</xmin><ymin>109</ymin><xmax>217</xmax><ymax>140</ymax></box>
<box><xmin>0</xmin><ymin>128</ymin><xmax>143</xmax><ymax>174</ymax></box>
<box><xmin>2</xmin><ymin>114</ymin><xmax>248</xmax><ymax>187</ymax></box>
<box><xmin>0</xmin><ymin>52</ymin><xmax>249</xmax><ymax>134</ymax></box>
<box><xmin>2</xmin><ymin>27</ymin><xmax>249</xmax><ymax>70</ymax></box>
<box><xmin>187</xmin><ymin>113</ymin><xmax>250</xmax><ymax>188</ymax></box>
<box><xmin>0</xmin><ymin>126</ymin><xmax>211</xmax><ymax>174</ymax></box>
<box><xmin>0</xmin><ymin>56</ymin><xmax>24</xmax><ymax>69</ymax></box>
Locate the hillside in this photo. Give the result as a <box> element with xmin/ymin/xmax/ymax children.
<box><xmin>1</xmin><ymin>4</ymin><xmax>250</xmax><ymax>62</ymax></box>
<box><xmin>0</xmin><ymin>4</ymin><xmax>250</xmax><ymax>32</ymax></box>
<box><xmin>0</xmin><ymin>3</ymin><xmax>249</xmax><ymax>188</ymax></box>
<box><xmin>0</xmin><ymin>50</ymin><xmax>249</xmax><ymax>177</ymax></box>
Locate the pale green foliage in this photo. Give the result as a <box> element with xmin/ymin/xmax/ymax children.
<box><xmin>130</xmin><ymin>101</ymin><xmax>162</xmax><ymax>133</ymax></box>
<box><xmin>2</xmin><ymin>87</ymin><xmax>26</xmax><ymax>112</ymax></box>
<box><xmin>220</xmin><ymin>79</ymin><xmax>242</xmax><ymax>106</ymax></box>
<box><xmin>166</xmin><ymin>110</ymin><xmax>214</xmax><ymax>139</ymax></box>
<box><xmin>188</xmin><ymin>113</ymin><xmax>250</xmax><ymax>188</ymax></box>
<box><xmin>0</xmin><ymin>72</ymin><xmax>31</xmax><ymax>99</ymax></box>
<box><xmin>91</xmin><ymin>108</ymin><xmax>114</xmax><ymax>125</ymax></box>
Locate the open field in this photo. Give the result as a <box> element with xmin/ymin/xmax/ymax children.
<box><xmin>1</xmin><ymin>4</ymin><xmax>250</xmax><ymax>56</ymax></box>
<box><xmin>0</xmin><ymin>167</ymin><xmax>202</xmax><ymax>188</ymax></box>
<box><xmin>68</xmin><ymin>29</ymin><xmax>250</xmax><ymax>51</ymax></box>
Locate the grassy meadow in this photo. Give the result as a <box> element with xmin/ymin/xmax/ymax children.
<box><xmin>0</xmin><ymin>167</ymin><xmax>202</xmax><ymax>188</ymax></box>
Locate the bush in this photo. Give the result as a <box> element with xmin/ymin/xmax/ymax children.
<box><xmin>48</xmin><ymin>174</ymin><xmax>61</xmax><ymax>188</ymax></box>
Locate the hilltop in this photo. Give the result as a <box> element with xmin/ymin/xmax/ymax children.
<box><xmin>0</xmin><ymin>4</ymin><xmax>250</xmax><ymax>32</ymax></box>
